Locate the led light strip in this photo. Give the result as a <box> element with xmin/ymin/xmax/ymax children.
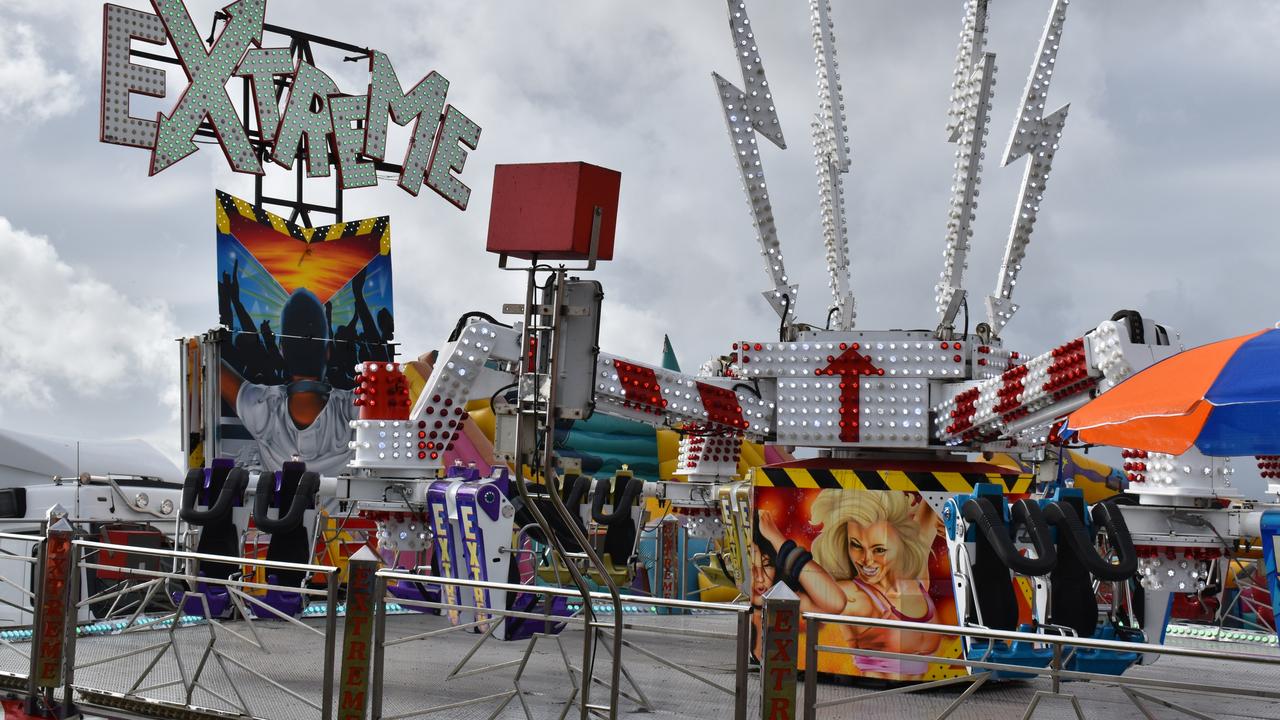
<box><xmin>712</xmin><ymin>0</ymin><xmax>798</xmax><ymax>325</ymax></box>
<box><xmin>809</xmin><ymin>0</ymin><xmax>856</xmax><ymax>330</ymax></box>
<box><xmin>936</xmin><ymin>334</ymin><xmax>1094</xmax><ymax>444</ymax></box>
<box><xmin>594</xmin><ymin>353</ymin><xmax>772</xmax><ymax>439</ymax></box>
<box><xmin>986</xmin><ymin>0</ymin><xmax>1072</xmax><ymax>338</ymax></box>
<box><xmin>935</xmin><ymin>0</ymin><xmax>996</xmax><ymax>336</ymax></box>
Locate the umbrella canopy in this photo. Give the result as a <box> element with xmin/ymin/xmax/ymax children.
<box><xmin>1066</xmin><ymin>327</ymin><xmax>1280</xmax><ymax>456</ymax></box>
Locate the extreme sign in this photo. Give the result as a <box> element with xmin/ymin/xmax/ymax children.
<box><xmin>101</xmin><ymin>0</ymin><xmax>481</xmax><ymax>209</ymax></box>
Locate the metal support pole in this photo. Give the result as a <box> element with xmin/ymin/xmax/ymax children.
<box><xmin>60</xmin><ymin>539</ymin><xmax>81</xmax><ymax>718</ymax></box>
<box><xmin>678</xmin><ymin>523</ymin><xmax>688</xmax><ymax>603</ymax></box>
<box><xmin>509</xmin><ymin>265</ymin><xmax>621</xmax><ymax>719</ymax></box>
<box><xmin>734</xmin><ymin>610</ymin><xmax>750</xmax><ymax>720</ymax></box>
<box><xmin>760</xmin><ymin>583</ymin><xmax>800</xmax><ymax>720</ymax></box>
<box><xmin>658</xmin><ymin>518</ymin><xmax>678</xmax><ymax>607</ymax></box>
<box><xmin>1051</xmin><ymin>642</ymin><xmax>1062</xmax><ymax>695</ymax></box>
<box><xmin>322</xmin><ymin>569</ymin><xmax>340</xmax><ymax>720</ymax></box>
<box><xmin>337</xmin><ymin>547</ymin><xmax>380</xmax><ymax>720</ymax></box>
<box><xmin>370</xmin><ymin>574</ymin><xmax>388</xmax><ymax>720</ymax></box>
<box><xmin>24</xmin><ymin>537</ymin><xmax>46</xmax><ymax>716</ymax></box>
<box><xmin>802</xmin><ymin>619</ymin><xmax>818</xmax><ymax>720</ymax></box>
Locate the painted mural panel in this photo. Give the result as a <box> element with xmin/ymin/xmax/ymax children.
<box><xmin>752</xmin><ymin>484</ymin><xmax>966</xmax><ymax>681</ymax></box>
<box><xmin>214</xmin><ymin>191</ymin><xmax>392</xmax><ymax>476</ymax></box>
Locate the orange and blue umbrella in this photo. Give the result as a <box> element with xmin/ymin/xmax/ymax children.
<box><xmin>1065</xmin><ymin>327</ymin><xmax>1280</xmax><ymax>456</ymax></box>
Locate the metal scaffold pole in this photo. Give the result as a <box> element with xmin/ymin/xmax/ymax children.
<box><xmin>510</xmin><ymin>261</ymin><xmax>624</xmax><ymax>719</ymax></box>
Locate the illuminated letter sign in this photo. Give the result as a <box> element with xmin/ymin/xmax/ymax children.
<box><xmin>457</xmin><ymin>501</ymin><xmax>492</xmax><ymax>619</ymax></box>
<box><xmin>101</xmin><ymin>5</ymin><xmax>167</xmax><ymax>149</ymax></box>
<box><xmin>100</xmin><ymin>0</ymin><xmax>481</xmax><ymax>208</ymax></box>
<box><xmin>427</xmin><ymin>485</ymin><xmax>462</xmax><ymax>624</ymax></box>
<box><xmin>34</xmin><ymin>528</ymin><xmax>73</xmax><ymax>687</ymax></box>
<box><xmin>149</xmin><ymin>0</ymin><xmax>266</xmax><ymax>175</ymax></box>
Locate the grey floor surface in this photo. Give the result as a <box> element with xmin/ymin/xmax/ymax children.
<box><xmin>2</xmin><ymin>612</ymin><xmax>1279</xmax><ymax>719</ymax></box>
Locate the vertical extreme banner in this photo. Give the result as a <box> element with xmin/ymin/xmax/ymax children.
<box><xmin>338</xmin><ymin>546</ymin><xmax>380</xmax><ymax>720</ymax></box>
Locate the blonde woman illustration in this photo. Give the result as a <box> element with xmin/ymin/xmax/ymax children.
<box><xmin>758</xmin><ymin>489</ymin><xmax>942</xmax><ymax>678</ymax></box>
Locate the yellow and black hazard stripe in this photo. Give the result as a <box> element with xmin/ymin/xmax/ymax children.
<box><xmin>215</xmin><ymin>190</ymin><xmax>391</xmax><ymax>254</ymax></box>
<box><xmin>754</xmin><ymin>466</ymin><xmax>1033</xmax><ymax>495</ymax></box>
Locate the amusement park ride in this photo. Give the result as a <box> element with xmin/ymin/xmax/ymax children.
<box><xmin>13</xmin><ymin>0</ymin><xmax>1274</xmax><ymax>717</ymax></box>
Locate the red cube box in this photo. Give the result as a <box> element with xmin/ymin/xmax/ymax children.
<box><xmin>486</xmin><ymin>162</ymin><xmax>621</xmax><ymax>261</ymax></box>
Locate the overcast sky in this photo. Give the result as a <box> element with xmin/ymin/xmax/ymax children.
<box><xmin>0</xmin><ymin>1</ymin><xmax>1277</xmax><ymax>485</ymax></box>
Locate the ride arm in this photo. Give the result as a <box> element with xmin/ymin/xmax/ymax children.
<box><xmin>348</xmin><ymin>315</ymin><xmax>768</xmax><ymax>476</ymax></box>
<box><xmin>350</xmin><ymin>316</ymin><xmax>774</xmax><ymax>474</ymax></box>
<box><xmin>933</xmin><ymin>314</ymin><xmax>1180</xmax><ymax>447</ymax></box>
<box><xmin>593</xmin><ymin>352</ymin><xmax>774</xmax><ymax>442</ymax></box>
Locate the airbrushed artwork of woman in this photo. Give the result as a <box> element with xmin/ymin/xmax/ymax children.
<box><xmin>758</xmin><ymin>489</ymin><xmax>944</xmax><ymax>679</ymax></box>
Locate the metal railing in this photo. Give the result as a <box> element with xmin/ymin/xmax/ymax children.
<box><xmin>69</xmin><ymin>538</ymin><xmax>341</xmax><ymax>720</ymax></box>
<box><xmin>371</xmin><ymin>568</ymin><xmax>753</xmax><ymax>720</ymax></box>
<box><xmin>2</xmin><ymin>521</ymin><xmax>761</xmax><ymax>720</ymax></box>
<box><xmin>9</xmin><ymin>522</ymin><xmax>1280</xmax><ymax>719</ymax></box>
<box><xmin>0</xmin><ymin>531</ymin><xmax>43</xmax><ymax>688</ymax></box>
<box><xmin>799</xmin><ymin>611</ymin><xmax>1280</xmax><ymax>720</ymax></box>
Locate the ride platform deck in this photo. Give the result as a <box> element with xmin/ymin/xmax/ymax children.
<box><xmin>2</xmin><ymin>613</ymin><xmax>1276</xmax><ymax>719</ymax></box>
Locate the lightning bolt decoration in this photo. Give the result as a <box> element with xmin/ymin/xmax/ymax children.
<box><xmin>713</xmin><ymin>0</ymin><xmax>797</xmax><ymax>325</ymax></box>
<box><xmin>935</xmin><ymin>0</ymin><xmax>996</xmax><ymax>337</ymax></box>
<box><xmin>987</xmin><ymin>0</ymin><xmax>1071</xmax><ymax>338</ymax></box>
<box><xmin>810</xmin><ymin>0</ymin><xmax>856</xmax><ymax>330</ymax></box>
<box><xmin>945</xmin><ymin>0</ymin><xmax>989</xmax><ymax>143</ymax></box>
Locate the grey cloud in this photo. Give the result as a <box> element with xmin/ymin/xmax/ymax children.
<box><xmin>0</xmin><ymin>1</ymin><xmax>1275</xmax><ymax>468</ymax></box>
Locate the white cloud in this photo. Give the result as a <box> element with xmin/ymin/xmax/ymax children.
<box><xmin>598</xmin><ymin>302</ymin><xmax>670</xmax><ymax>366</ymax></box>
<box><xmin>0</xmin><ymin>24</ymin><xmax>81</xmax><ymax>120</ymax></box>
<box><xmin>0</xmin><ymin>217</ymin><xmax>177</xmax><ymax>414</ymax></box>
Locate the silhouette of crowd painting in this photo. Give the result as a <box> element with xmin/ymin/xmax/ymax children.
<box><xmin>218</xmin><ymin>258</ymin><xmax>394</xmax><ymax>394</ymax></box>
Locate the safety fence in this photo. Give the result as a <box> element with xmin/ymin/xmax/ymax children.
<box><xmin>10</xmin><ymin>523</ymin><xmax>1280</xmax><ymax>719</ymax></box>
<box><xmin>0</xmin><ymin>531</ymin><xmax>44</xmax><ymax>694</ymax></box>
<box><xmin>368</xmin><ymin>568</ymin><xmax>754</xmax><ymax>720</ymax></box>
<box><xmin>0</xmin><ymin>524</ymin><xmax>759</xmax><ymax>720</ymax></box>
<box><xmin>793</xmin><ymin>609</ymin><xmax>1280</xmax><ymax>720</ymax></box>
<box><xmin>0</xmin><ymin>518</ymin><xmax>343</xmax><ymax>720</ymax></box>
<box><xmin>70</xmin><ymin>539</ymin><xmax>341</xmax><ymax>720</ymax></box>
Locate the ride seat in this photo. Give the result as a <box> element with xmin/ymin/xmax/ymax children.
<box><xmin>252</xmin><ymin>461</ymin><xmax>320</xmax><ymax>588</ymax></box>
<box><xmin>958</xmin><ymin>484</ymin><xmax>1057</xmax><ymax>678</ymax></box>
<box><xmin>180</xmin><ymin>459</ymin><xmax>249</xmax><ymax>581</ymax></box>
<box><xmin>1041</xmin><ymin>489</ymin><xmax>1142</xmax><ymax>676</ymax></box>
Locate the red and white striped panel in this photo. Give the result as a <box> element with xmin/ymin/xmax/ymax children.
<box><xmin>594</xmin><ymin>353</ymin><xmax>772</xmax><ymax>439</ymax></box>
<box><xmin>936</xmin><ymin>336</ymin><xmax>1097</xmax><ymax>444</ymax></box>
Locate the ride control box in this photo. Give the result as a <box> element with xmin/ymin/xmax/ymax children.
<box><xmin>486</xmin><ymin>162</ymin><xmax>621</xmax><ymax>261</ymax></box>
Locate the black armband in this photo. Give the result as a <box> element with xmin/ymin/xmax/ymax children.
<box><xmin>791</xmin><ymin>550</ymin><xmax>812</xmax><ymax>578</ymax></box>
<box><xmin>777</xmin><ymin>540</ymin><xmax>797</xmax><ymax>568</ymax></box>
<box><xmin>782</xmin><ymin>550</ymin><xmax>812</xmax><ymax>591</ymax></box>
<box><xmin>775</xmin><ymin>540</ymin><xmax>812</xmax><ymax>592</ymax></box>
